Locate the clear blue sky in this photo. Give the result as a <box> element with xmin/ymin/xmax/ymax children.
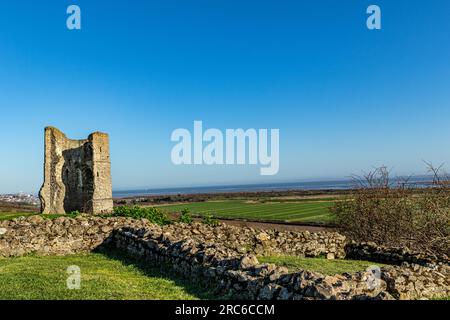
<box><xmin>0</xmin><ymin>0</ymin><xmax>449</xmax><ymax>194</ymax></box>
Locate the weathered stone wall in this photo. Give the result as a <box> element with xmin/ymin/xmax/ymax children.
<box><xmin>0</xmin><ymin>215</ymin><xmax>146</xmax><ymax>256</ymax></box>
<box><xmin>345</xmin><ymin>242</ymin><xmax>450</xmax><ymax>266</ymax></box>
<box><xmin>39</xmin><ymin>127</ymin><xmax>113</xmax><ymax>214</ymax></box>
<box><xmin>0</xmin><ymin>216</ymin><xmax>448</xmax><ymax>300</ymax></box>
<box><xmin>112</xmin><ymin>226</ymin><xmax>449</xmax><ymax>300</ymax></box>
<box><xmin>0</xmin><ymin>217</ymin><xmax>345</xmax><ymax>258</ymax></box>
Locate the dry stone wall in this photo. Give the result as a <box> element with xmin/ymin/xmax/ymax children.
<box><xmin>112</xmin><ymin>226</ymin><xmax>449</xmax><ymax>300</ymax></box>
<box><xmin>0</xmin><ymin>215</ymin><xmax>146</xmax><ymax>256</ymax></box>
<box><xmin>0</xmin><ymin>216</ymin><xmax>344</xmax><ymax>258</ymax></box>
<box><xmin>0</xmin><ymin>216</ymin><xmax>448</xmax><ymax>300</ymax></box>
<box><xmin>345</xmin><ymin>242</ymin><xmax>450</xmax><ymax>266</ymax></box>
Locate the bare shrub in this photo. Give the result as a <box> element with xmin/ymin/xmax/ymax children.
<box><xmin>331</xmin><ymin>165</ymin><xmax>450</xmax><ymax>258</ymax></box>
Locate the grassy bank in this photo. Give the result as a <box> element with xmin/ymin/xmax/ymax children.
<box><xmin>0</xmin><ymin>251</ymin><xmax>213</xmax><ymax>300</ymax></box>
<box><xmin>0</xmin><ymin>212</ymin><xmax>37</xmax><ymax>221</ymax></box>
<box><xmin>0</xmin><ymin>212</ymin><xmax>69</xmax><ymax>221</ymax></box>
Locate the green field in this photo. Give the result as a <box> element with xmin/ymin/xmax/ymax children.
<box><xmin>0</xmin><ymin>251</ymin><xmax>213</xmax><ymax>300</ymax></box>
<box><xmin>1</xmin><ymin>199</ymin><xmax>335</xmax><ymax>224</ymax></box>
<box><xmin>159</xmin><ymin>200</ymin><xmax>334</xmax><ymax>223</ymax></box>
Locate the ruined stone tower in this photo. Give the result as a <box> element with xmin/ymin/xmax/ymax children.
<box><xmin>39</xmin><ymin>127</ymin><xmax>113</xmax><ymax>214</ymax></box>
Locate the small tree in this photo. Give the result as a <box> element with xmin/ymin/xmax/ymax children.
<box><xmin>331</xmin><ymin>164</ymin><xmax>450</xmax><ymax>258</ymax></box>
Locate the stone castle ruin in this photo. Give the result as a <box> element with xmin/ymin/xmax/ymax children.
<box><xmin>39</xmin><ymin>127</ymin><xmax>113</xmax><ymax>214</ymax></box>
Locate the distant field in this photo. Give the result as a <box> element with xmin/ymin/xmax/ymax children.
<box><xmin>1</xmin><ymin>199</ymin><xmax>336</xmax><ymax>224</ymax></box>
<box><xmin>159</xmin><ymin>200</ymin><xmax>335</xmax><ymax>223</ymax></box>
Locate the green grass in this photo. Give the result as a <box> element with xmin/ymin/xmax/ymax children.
<box><xmin>433</xmin><ymin>296</ymin><xmax>450</xmax><ymax>300</ymax></box>
<box><xmin>159</xmin><ymin>200</ymin><xmax>334</xmax><ymax>223</ymax></box>
<box><xmin>0</xmin><ymin>251</ymin><xmax>214</xmax><ymax>300</ymax></box>
<box><xmin>0</xmin><ymin>212</ymin><xmax>67</xmax><ymax>221</ymax></box>
<box><xmin>258</xmin><ymin>255</ymin><xmax>385</xmax><ymax>275</ymax></box>
<box><xmin>0</xmin><ymin>212</ymin><xmax>37</xmax><ymax>221</ymax></box>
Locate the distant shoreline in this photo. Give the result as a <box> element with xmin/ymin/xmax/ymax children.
<box><xmin>112</xmin><ymin>180</ymin><xmax>356</xmax><ymax>198</ymax></box>
<box><xmin>0</xmin><ymin>175</ymin><xmax>436</xmax><ymax>209</ymax></box>
<box><xmin>114</xmin><ymin>189</ymin><xmax>351</xmax><ymax>206</ymax></box>
<box><xmin>113</xmin><ymin>175</ymin><xmax>435</xmax><ymax>198</ymax></box>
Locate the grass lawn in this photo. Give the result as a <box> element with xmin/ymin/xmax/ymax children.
<box><xmin>0</xmin><ymin>251</ymin><xmax>214</xmax><ymax>300</ymax></box>
<box><xmin>258</xmin><ymin>255</ymin><xmax>385</xmax><ymax>275</ymax></box>
<box><xmin>0</xmin><ymin>212</ymin><xmax>37</xmax><ymax>221</ymax></box>
<box><xmin>159</xmin><ymin>200</ymin><xmax>335</xmax><ymax>223</ymax></box>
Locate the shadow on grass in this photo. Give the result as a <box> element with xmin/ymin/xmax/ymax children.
<box><xmin>94</xmin><ymin>246</ymin><xmax>221</xmax><ymax>300</ymax></box>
